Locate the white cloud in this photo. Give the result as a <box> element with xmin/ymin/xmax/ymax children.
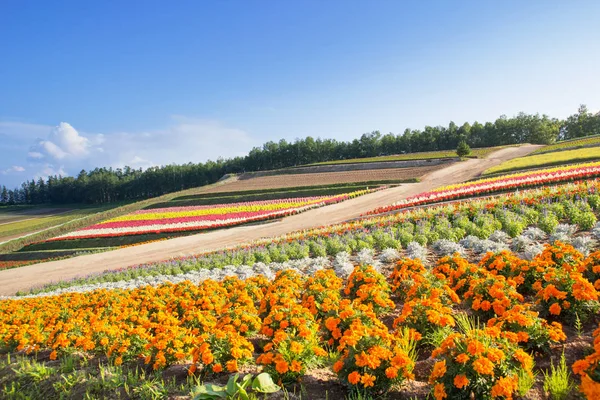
<box><xmin>7</xmin><ymin>117</ymin><xmax>258</xmax><ymax>185</ymax></box>
<box><xmin>1</xmin><ymin>165</ymin><xmax>26</xmax><ymax>175</ymax></box>
<box><xmin>29</xmin><ymin>122</ymin><xmax>92</xmax><ymax>161</ymax></box>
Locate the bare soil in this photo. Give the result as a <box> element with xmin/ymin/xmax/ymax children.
<box><xmin>199</xmin><ymin>164</ymin><xmax>447</xmax><ymax>194</ymax></box>
<box><xmin>0</xmin><ymin>145</ymin><xmax>542</xmax><ymax>296</ymax></box>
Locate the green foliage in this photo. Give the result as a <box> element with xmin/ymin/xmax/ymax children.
<box><xmin>190</xmin><ymin>373</ymin><xmax>280</xmax><ymax>400</ymax></box>
<box><xmin>456</xmin><ymin>140</ymin><xmax>472</xmax><ymax>158</ymax></box>
<box><xmin>542</xmin><ymin>353</ymin><xmax>574</xmax><ymax>400</ymax></box>
<box><xmin>517</xmin><ymin>363</ymin><xmax>537</xmax><ymax>397</ymax></box>
<box><xmin>539</xmin><ymin>211</ymin><xmax>559</xmax><ymax>234</ymax></box>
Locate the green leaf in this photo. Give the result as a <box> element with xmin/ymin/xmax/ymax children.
<box><xmin>225</xmin><ymin>374</ymin><xmax>239</xmax><ymax>396</ymax></box>
<box><xmin>192</xmin><ymin>383</ymin><xmax>227</xmax><ymax>400</ymax></box>
<box><xmin>236</xmin><ymin>385</ymin><xmax>249</xmax><ymax>400</ymax></box>
<box><xmin>240</xmin><ymin>374</ymin><xmax>253</xmax><ymax>389</ymax></box>
<box><xmin>252</xmin><ymin>373</ymin><xmax>281</xmax><ymax>393</ymax></box>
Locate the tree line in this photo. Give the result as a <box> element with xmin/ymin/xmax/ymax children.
<box><xmin>1</xmin><ymin>105</ymin><xmax>599</xmax><ymax>206</ymax></box>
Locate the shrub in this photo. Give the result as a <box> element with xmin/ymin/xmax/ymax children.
<box><xmin>487</xmin><ymin>304</ymin><xmax>566</xmax><ymax>353</ymax></box>
<box><xmin>257</xmin><ymin>303</ymin><xmax>326</xmax><ymax>383</ymax></box>
<box><xmin>344</xmin><ymin>265</ymin><xmax>395</xmax><ymax>315</ymax></box>
<box><xmin>333</xmin><ymin>315</ymin><xmax>416</xmax><ymax>394</ymax></box>
<box><xmin>456</xmin><ymin>140</ymin><xmax>471</xmax><ymax>158</ymax></box>
<box><xmin>572</xmin><ymin>323</ymin><xmax>600</xmax><ymax>399</ymax></box>
<box><xmin>429</xmin><ymin>323</ymin><xmax>534</xmax><ymax>400</ymax></box>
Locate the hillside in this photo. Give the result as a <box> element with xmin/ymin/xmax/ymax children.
<box><xmin>0</xmin><ymin>144</ymin><xmax>540</xmax><ymax>295</ymax></box>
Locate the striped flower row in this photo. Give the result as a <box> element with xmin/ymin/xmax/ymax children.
<box><xmin>47</xmin><ymin>189</ymin><xmax>378</xmax><ymax>241</ymax></box>
<box><xmin>365</xmin><ymin>161</ymin><xmax>600</xmax><ymax>215</ymax></box>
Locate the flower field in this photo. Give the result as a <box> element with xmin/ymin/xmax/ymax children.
<box><xmin>532</xmin><ymin>134</ymin><xmax>600</xmax><ymax>155</ymax></box>
<box><xmin>366</xmin><ymin>161</ymin><xmax>600</xmax><ymax>215</ymax></box>
<box><xmin>483</xmin><ymin>146</ymin><xmax>600</xmax><ymax>176</ymax></box>
<box><xmin>45</xmin><ymin>190</ymin><xmax>376</xmax><ymax>242</ymax></box>
<box><xmin>1</xmin><ymin>242</ymin><xmax>599</xmax><ymax>398</ymax></box>
<box><xmin>3</xmin><ymin>181</ymin><xmax>600</xmax><ymax>398</ymax></box>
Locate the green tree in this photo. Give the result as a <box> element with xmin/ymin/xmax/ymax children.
<box><xmin>456</xmin><ymin>140</ymin><xmax>471</xmax><ymax>158</ymax></box>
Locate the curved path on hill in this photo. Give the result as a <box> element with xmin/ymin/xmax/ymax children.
<box><xmin>0</xmin><ymin>145</ymin><xmax>541</xmax><ymax>295</ymax></box>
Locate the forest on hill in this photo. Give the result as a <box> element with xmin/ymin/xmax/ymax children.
<box><xmin>1</xmin><ymin>105</ymin><xmax>599</xmax><ymax>205</ymax></box>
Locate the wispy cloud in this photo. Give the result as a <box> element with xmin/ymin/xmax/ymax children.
<box><xmin>1</xmin><ymin>165</ymin><xmax>26</xmax><ymax>175</ymax></box>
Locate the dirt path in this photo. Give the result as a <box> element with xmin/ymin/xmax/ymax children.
<box><xmin>0</xmin><ymin>145</ymin><xmax>541</xmax><ymax>295</ymax></box>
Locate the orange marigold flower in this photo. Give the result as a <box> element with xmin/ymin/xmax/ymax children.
<box><xmin>429</xmin><ymin>360</ymin><xmax>447</xmax><ymax>383</ymax></box>
<box><xmin>549</xmin><ymin>302</ymin><xmax>562</xmax><ymax>315</ymax></box>
<box><xmin>467</xmin><ymin>340</ymin><xmax>484</xmax><ymax>356</ymax></box>
<box><xmin>572</xmin><ymin>359</ymin><xmax>590</xmax><ymax>375</ymax></box>
<box><xmin>289</xmin><ymin>341</ymin><xmax>304</xmax><ymax>354</ymax></box>
<box><xmin>361</xmin><ymin>373</ymin><xmax>376</xmax><ymax>388</ymax></box>
<box><xmin>472</xmin><ymin>357</ymin><xmax>495</xmax><ymax>375</ymax></box>
<box><xmin>454</xmin><ymin>374</ymin><xmax>469</xmax><ymax>389</ymax></box>
<box><xmin>226</xmin><ymin>359</ymin><xmax>238</xmax><ymax>372</ymax></box>
<box><xmin>385</xmin><ymin>367</ymin><xmax>398</xmax><ymax>379</ymax></box>
<box><xmin>491</xmin><ymin>376</ymin><xmax>518</xmax><ymax>398</ymax></box>
<box><xmin>455</xmin><ymin>353</ymin><xmax>470</xmax><ymax>364</ymax></box>
<box><xmin>434</xmin><ymin>383</ymin><xmax>447</xmax><ymax>400</ymax></box>
<box><xmin>212</xmin><ymin>363</ymin><xmax>223</xmax><ymax>373</ymax></box>
<box><xmin>290</xmin><ymin>360</ymin><xmax>302</xmax><ymax>373</ymax></box>
<box><xmin>348</xmin><ymin>371</ymin><xmax>361</xmax><ymax>385</ymax></box>
<box><xmin>333</xmin><ymin>360</ymin><xmax>344</xmax><ymax>373</ymax></box>
<box><xmin>275</xmin><ymin>360</ymin><xmax>289</xmax><ymax>374</ymax></box>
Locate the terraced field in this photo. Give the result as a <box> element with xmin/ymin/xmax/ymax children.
<box><xmin>199</xmin><ymin>163</ymin><xmax>445</xmax><ymax>194</ymax></box>
<box><xmin>306</xmin><ymin>146</ymin><xmax>505</xmax><ymax>166</ymax></box>
<box><xmin>2</xmin><ymin>144</ymin><xmax>600</xmax><ymax>400</ymax></box>
<box><xmin>532</xmin><ymin>134</ymin><xmax>600</xmax><ymax>155</ymax></box>
<box><xmin>483</xmin><ymin>146</ymin><xmax>600</xmax><ymax>175</ymax></box>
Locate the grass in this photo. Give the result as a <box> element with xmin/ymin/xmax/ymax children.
<box><xmin>0</xmin><ymin>205</ymin><xmax>118</xmax><ymax>242</ymax></box>
<box><xmin>302</xmin><ymin>146</ymin><xmax>505</xmax><ymax>166</ymax></box>
<box><xmin>0</xmin><ymin>178</ymin><xmax>234</xmax><ymax>254</ymax></box>
<box><xmin>22</xmin><ymin>233</ymin><xmax>188</xmax><ymax>252</ymax></box>
<box><xmin>532</xmin><ymin>134</ymin><xmax>600</xmax><ymax>155</ymax></box>
<box><xmin>0</xmin><ymin>353</ymin><xmax>189</xmax><ymax>400</ymax></box>
<box><xmin>482</xmin><ymin>146</ymin><xmax>600</xmax><ymax>175</ymax></box>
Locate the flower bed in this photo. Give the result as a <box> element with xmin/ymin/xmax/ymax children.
<box><xmin>366</xmin><ymin>161</ymin><xmax>600</xmax><ymax>215</ymax></box>
<box><xmin>2</xmin><ymin>244</ymin><xmax>599</xmax><ymax>398</ymax></box>
<box><xmin>45</xmin><ymin>189</ymin><xmax>378</xmax><ymax>241</ymax></box>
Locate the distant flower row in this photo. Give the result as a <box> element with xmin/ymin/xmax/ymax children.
<box><xmin>47</xmin><ymin>189</ymin><xmax>379</xmax><ymax>241</ymax></box>
<box><xmin>366</xmin><ymin>161</ymin><xmax>600</xmax><ymax>215</ymax></box>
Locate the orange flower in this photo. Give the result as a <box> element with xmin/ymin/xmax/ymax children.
<box><xmin>549</xmin><ymin>302</ymin><xmax>561</xmax><ymax>315</ymax></box>
<box><xmin>289</xmin><ymin>341</ymin><xmax>304</xmax><ymax>354</ymax></box>
<box><xmin>385</xmin><ymin>367</ymin><xmax>398</xmax><ymax>379</ymax></box>
<box><xmin>429</xmin><ymin>360</ymin><xmax>447</xmax><ymax>382</ymax></box>
<box><xmin>454</xmin><ymin>374</ymin><xmax>469</xmax><ymax>389</ymax></box>
<box><xmin>348</xmin><ymin>371</ymin><xmax>361</xmax><ymax>385</ymax></box>
<box><xmin>226</xmin><ymin>359</ymin><xmax>238</xmax><ymax>372</ymax></box>
<box><xmin>472</xmin><ymin>357</ymin><xmax>494</xmax><ymax>375</ymax></box>
<box><xmin>333</xmin><ymin>360</ymin><xmax>343</xmax><ymax>373</ymax></box>
<box><xmin>275</xmin><ymin>360</ymin><xmax>289</xmax><ymax>374</ymax></box>
<box><xmin>467</xmin><ymin>340</ymin><xmax>484</xmax><ymax>356</ymax></box>
<box><xmin>455</xmin><ymin>353</ymin><xmax>470</xmax><ymax>364</ymax></box>
<box><xmin>361</xmin><ymin>373</ymin><xmax>376</xmax><ymax>388</ymax></box>
<box><xmin>212</xmin><ymin>363</ymin><xmax>223</xmax><ymax>373</ymax></box>
<box><xmin>434</xmin><ymin>383</ymin><xmax>447</xmax><ymax>400</ymax></box>
<box><xmin>290</xmin><ymin>360</ymin><xmax>302</xmax><ymax>373</ymax></box>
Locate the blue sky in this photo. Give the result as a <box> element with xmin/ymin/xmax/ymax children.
<box><xmin>1</xmin><ymin>0</ymin><xmax>599</xmax><ymax>187</ymax></box>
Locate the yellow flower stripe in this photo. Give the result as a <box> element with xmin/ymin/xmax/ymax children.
<box><xmin>102</xmin><ymin>195</ymin><xmax>346</xmax><ymax>223</ymax></box>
